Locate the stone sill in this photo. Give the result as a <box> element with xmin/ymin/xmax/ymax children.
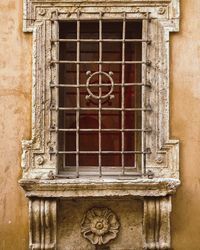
<box><xmin>19</xmin><ymin>178</ymin><xmax>180</xmax><ymax>198</ymax></box>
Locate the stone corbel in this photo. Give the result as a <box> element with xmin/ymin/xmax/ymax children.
<box><xmin>29</xmin><ymin>198</ymin><xmax>57</xmax><ymax>250</ymax></box>
<box><xmin>143</xmin><ymin>196</ymin><xmax>171</xmax><ymax>250</ymax></box>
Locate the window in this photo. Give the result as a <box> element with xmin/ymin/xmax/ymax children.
<box><xmin>21</xmin><ymin>2</ymin><xmax>180</xmax><ymax>249</ymax></box>
<box><xmin>50</xmin><ymin>13</ymin><xmax>152</xmax><ymax>177</ymax></box>
<box><xmin>21</xmin><ymin>1</ymin><xmax>180</xmax><ymax>182</ymax></box>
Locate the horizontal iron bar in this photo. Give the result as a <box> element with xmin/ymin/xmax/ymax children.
<box><xmin>50</xmin><ymin>83</ymin><xmax>146</xmax><ymax>87</ymax></box>
<box><xmin>53</xmin><ymin>150</ymin><xmax>149</xmax><ymax>154</ymax></box>
<box><xmin>54</xmin><ymin>128</ymin><xmax>151</xmax><ymax>132</ymax></box>
<box><xmin>51</xmin><ymin>60</ymin><xmax>145</xmax><ymax>64</ymax></box>
<box><xmin>51</xmin><ymin>107</ymin><xmax>152</xmax><ymax>111</ymax></box>
<box><xmin>55</xmin><ymin>173</ymin><xmax>142</xmax><ymax>178</ymax></box>
<box><xmin>51</xmin><ymin>39</ymin><xmax>151</xmax><ymax>43</ymax></box>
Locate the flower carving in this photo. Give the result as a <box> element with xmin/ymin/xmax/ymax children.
<box><xmin>81</xmin><ymin>207</ymin><xmax>120</xmax><ymax>245</ymax></box>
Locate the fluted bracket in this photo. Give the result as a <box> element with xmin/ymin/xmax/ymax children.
<box><xmin>143</xmin><ymin>196</ymin><xmax>171</xmax><ymax>250</ymax></box>
<box><xmin>29</xmin><ymin>198</ymin><xmax>57</xmax><ymax>250</ymax></box>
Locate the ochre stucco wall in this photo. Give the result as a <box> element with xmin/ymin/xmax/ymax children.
<box><xmin>0</xmin><ymin>0</ymin><xmax>31</xmax><ymax>249</ymax></box>
<box><xmin>0</xmin><ymin>0</ymin><xmax>199</xmax><ymax>249</ymax></box>
<box><xmin>170</xmin><ymin>0</ymin><xmax>200</xmax><ymax>249</ymax></box>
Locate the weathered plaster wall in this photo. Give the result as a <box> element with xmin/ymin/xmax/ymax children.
<box><xmin>170</xmin><ymin>0</ymin><xmax>200</xmax><ymax>249</ymax></box>
<box><xmin>0</xmin><ymin>0</ymin><xmax>200</xmax><ymax>249</ymax></box>
<box><xmin>0</xmin><ymin>0</ymin><xmax>31</xmax><ymax>249</ymax></box>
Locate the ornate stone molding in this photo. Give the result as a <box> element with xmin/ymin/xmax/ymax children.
<box><xmin>143</xmin><ymin>196</ymin><xmax>171</xmax><ymax>249</ymax></box>
<box><xmin>81</xmin><ymin>207</ymin><xmax>120</xmax><ymax>245</ymax></box>
<box><xmin>20</xmin><ymin>0</ymin><xmax>180</xmax><ymax>249</ymax></box>
<box><xmin>29</xmin><ymin>199</ymin><xmax>57</xmax><ymax>250</ymax></box>
<box><xmin>19</xmin><ymin>178</ymin><xmax>180</xmax><ymax>198</ymax></box>
<box><xmin>20</xmin><ymin>0</ymin><xmax>180</xmax><ymax>180</ymax></box>
<box><xmin>23</xmin><ymin>0</ymin><xmax>180</xmax><ymax>32</ymax></box>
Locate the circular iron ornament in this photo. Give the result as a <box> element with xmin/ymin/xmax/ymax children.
<box><xmin>81</xmin><ymin>207</ymin><xmax>120</xmax><ymax>245</ymax></box>
<box><xmin>85</xmin><ymin>71</ymin><xmax>115</xmax><ymax>100</ymax></box>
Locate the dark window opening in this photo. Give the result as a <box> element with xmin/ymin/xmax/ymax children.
<box><xmin>58</xmin><ymin>20</ymin><xmax>143</xmax><ymax>176</ymax></box>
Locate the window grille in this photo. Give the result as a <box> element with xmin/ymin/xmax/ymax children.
<box><xmin>50</xmin><ymin>12</ymin><xmax>152</xmax><ymax>178</ymax></box>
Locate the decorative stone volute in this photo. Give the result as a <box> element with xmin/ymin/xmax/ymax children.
<box><xmin>81</xmin><ymin>207</ymin><xmax>120</xmax><ymax>245</ymax></box>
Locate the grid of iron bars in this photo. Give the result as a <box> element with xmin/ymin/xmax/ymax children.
<box><xmin>50</xmin><ymin>12</ymin><xmax>152</xmax><ymax>177</ymax></box>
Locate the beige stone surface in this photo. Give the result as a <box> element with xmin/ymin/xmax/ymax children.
<box><xmin>57</xmin><ymin>198</ymin><xmax>143</xmax><ymax>250</ymax></box>
<box><xmin>0</xmin><ymin>0</ymin><xmax>200</xmax><ymax>250</ymax></box>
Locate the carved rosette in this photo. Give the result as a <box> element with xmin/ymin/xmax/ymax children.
<box><xmin>81</xmin><ymin>207</ymin><xmax>120</xmax><ymax>245</ymax></box>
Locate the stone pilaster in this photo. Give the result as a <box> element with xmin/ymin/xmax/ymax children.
<box><xmin>29</xmin><ymin>198</ymin><xmax>57</xmax><ymax>250</ymax></box>
<box><xmin>143</xmin><ymin>196</ymin><xmax>171</xmax><ymax>250</ymax></box>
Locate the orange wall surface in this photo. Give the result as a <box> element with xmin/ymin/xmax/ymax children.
<box><xmin>0</xmin><ymin>0</ymin><xmax>31</xmax><ymax>249</ymax></box>
<box><xmin>170</xmin><ymin>0</ymin><xmax>200</xmax><ymax>249</ymax></box>
<box><xmin>0</xmin><ymin>0</ymin><xmax>200</xmax><ymax>249</ymax></box>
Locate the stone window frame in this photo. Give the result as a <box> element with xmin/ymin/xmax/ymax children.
<box><xmin>21</xmin><ymin>0</ymin><xmax>180</xmax><ymax>182</ymax></box>
<box><xmin>20</xmin><ymin>1</ymin><xmax>180</xmax><ymax>249</ymax></box>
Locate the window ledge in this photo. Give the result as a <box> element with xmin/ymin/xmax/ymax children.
<box><xmin>19</xmin><ymin>178</ymin><xmax>180</xmax><ymax>198</ymax></box>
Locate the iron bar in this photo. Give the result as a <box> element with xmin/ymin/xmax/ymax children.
<box><xmin>50</xmin><ymin>83</ymin><xmax>147</xmax><ymax>87</ymax></box>
<box><xmin>55</xmin><ymin>15</ymin><xmax>151</xmax><ymax>176</ymax></box>
<box><xmin>51</xmin><ymin>107</ymin><xmax>152</xmax><ymax>111</ymax></box>
<box><xmin>51</xmin><ymin>60</ymin><xmax>145</xmax><ymax>64</ymax></box>
<box><xmin>76</xmin><ymin>12</ymin><xmax>80</xmax><ymax>177</ymax></box>
<box><xmin>54</xmin><ymin>11</ymin><xmax>60</xmax><ymax>173</ymax></box>
<box><xmin>98</xmin><ymin>12</ymin><xmax>103</xmax><ymax>177</ymax></box>
<box><xmin>141</xmin><ymin>17</ymin><xmax>149</xmax><ymax>176</ymax></box>
<box><xmin>121</xmin><ymin>12</ymin><xmax>126</xmax><ymax>175</ymax></box>
<box><xmin>53</xmin><ymin>150</ymin><xmax>151</xmax><ymax>154</ymax></box>
<box><xmin>51</xmin><ymin>38</ymin><xmax>151</xmax><ymax>43</ymax></box>
<box><xmin>51</xmin><ymin>128</ymin><xmax>152</xmax><ymax>132</ymax></box>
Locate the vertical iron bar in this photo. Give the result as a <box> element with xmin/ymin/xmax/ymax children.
<box><xmin>49</xmin><ymin>18</ymin><xmax>53</xmax><ymax>163</ymax></box>
<box><xmin>121</xmin><ymin>13</ymin><xmax>126</xmax><ymax>175</ymax></box>
<box><xmin>142</xmin><ymin>15</ymin><xmax>149</xmax><ymax>176</ymax></box>
<box><xmin>133</xmin><ymin>31</ymin><xmax>137</xmax><ymax>170</ymax></box>
<box><xmin>76</xmin><ymin>12</ymin><xmax>80</xmax><ymax>177</ymax></box>
<box><xmin>54</xmin><ymin>11</ymin><xmax>59</xmax><ymax>174</ymax></box>
<box><xmin>98</xmin><ymin>13</ymin><xmax>103</xmax><ymax>177</ymax></box>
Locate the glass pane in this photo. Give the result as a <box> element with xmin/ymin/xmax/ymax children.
<box><xmin>102</xmin><ymin>64</ymin><xmax>121</xmax><ymax>84</ymax></box>
<box><xmin>102</xmin><ymin>21</ymin><xmax>123</xmax><ymax>39</ymax></box>
<box><xmin>102</xmin><ymin>42</ymin><xmax>121</xmax><ymax>61</ymax></box>
<box><xmin>59</xmin><ymin>87</ymin><xmax>76</xmax><ymax>107</ymax></box>
<box><xmin>125</xmin><ymin>20</ymin><xmax>142</xmax><ymax>39</ymax></box>
<box><xmin>124</xmin><ymin>111</ymin><xmax>142</xmax><ymax>130</ymax></box>
<box><xmin>102</xmin><ymin>154</ymin><xmax>121</xmax><ymax>167</ymax></box>
<box><xmin>79</xmin><ymin>111</ymin><xmax>98</xmax><ymax>129</ymax></box>
<box><xmin>79</xmin><ymin>132</ymin><xmax>98</xmax><ymax>151</ymax></box>
<box><xmin>124</xmin><ymin>86</ymin><xmax>142</xmax><ymax>108</ymax></box>
<box><xmin>59</xmin><ymin>21</ymin><xmax>76</xmax><ymax>39</ymax></box>
<box><xmin>80</xmin><ymin>21</ymin><xmax>99</xmax><ymax>39</ymax></box>
<box><xmin>101</xmin><ymin>110</ymin><xmax>121</xmax><ymax>129</ymax></box>
<box><xmin>101</xmin><ymin>132</ymin><xmax>121</xmax><ymax>151</ymax></box>
<box><xmin>59</xmin><ymin>64</ymin><xmax>76</xmax><ymax>85</ymax></box>
<box><xmin>65</xmin><ymin>154</ymin><xmax>76</xmax><ymax>167</ymax></box>
<box><xmin>59</xmin><ymin>111</ymin><xmax>76</xmax><ymax>129</ymax></box>
<box><xmin>125</xmin><ymin>64</ymin><xmax>142</xmax><ymax>83</ymax></box>
<box><xmin>80</xmin><ymin>42</ymin><xmax>99</xmax><ymax>61</ymax></box>
<box><xmin>79</xmin><ymin>154</ymin><xmax>98</xmax><ymax>167</ymax></box>
<box><xmin>60</xmin><ymin>42</ymin><xmax>76</xmax><ymax>61</ymax></box>
<box><xmin>125</xmin><ymin>42</ymin><xmax>142</xmax><ymax>61</ymax></box>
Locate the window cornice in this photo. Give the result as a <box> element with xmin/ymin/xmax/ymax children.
<box><xmin>23</xmin><ymin>0</ymin><xmax>180</xmax><ymax>31</ymax></box>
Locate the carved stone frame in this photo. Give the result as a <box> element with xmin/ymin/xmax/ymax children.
<box><xmin>20</xmin><ymin>0</ymin><xmax>180</xmax><ymax>249</ymax></box>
